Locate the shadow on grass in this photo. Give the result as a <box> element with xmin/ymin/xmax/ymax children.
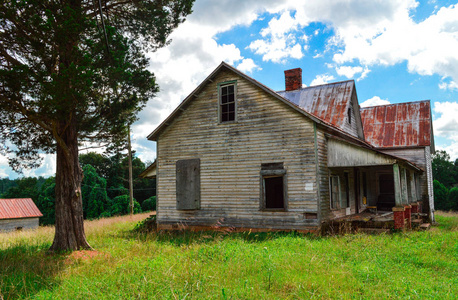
<box><xmin>121</xmin><ymin>225</ymin><xmax>322</xmax><ymax>247</ymax></box>
<box><xmin>0</xmin><ymin>244</ymin><xmax>67</xmax><ymax>299</ymax></box>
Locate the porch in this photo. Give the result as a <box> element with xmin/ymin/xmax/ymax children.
<box><xmin>326</xmin><ymin>138</ymin><xmax>428</xmax><ymax>229</ymax></box>
<box><xmin>323</xmin><ymin>205</ymin><xmax>430</xmax><ymax>234</ymax></box>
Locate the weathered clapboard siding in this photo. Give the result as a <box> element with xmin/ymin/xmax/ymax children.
<box><xmin>316</xmin><ymin>130</ymin><xmax>330</xmax><ymax>222</ymax></box>
<box><xmin>156</xmin><ymin>70</ymin><xmax>320</xmax><ymax>230</ymax></box>
<box><xmin>0</xmin><ymin>217</ymin><xmax>39</xmax><ymax>232</ymax></box>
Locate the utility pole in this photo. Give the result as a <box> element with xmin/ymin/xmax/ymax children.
<box><xmin>128</xmin><ymin>127</ymin><xmax>134</xmax><ymax>215</ymax></box>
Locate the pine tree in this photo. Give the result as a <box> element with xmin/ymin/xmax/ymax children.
<box><xmin>0</xmin><ymin>0</ymin><xmax>194</xmax><ymax>251</ymax></box>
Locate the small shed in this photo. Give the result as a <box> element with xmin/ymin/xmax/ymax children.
<box><xmin>0</xmin><ymin>198</ymin><xmax>43</xmax><ymax>232</ymax></box>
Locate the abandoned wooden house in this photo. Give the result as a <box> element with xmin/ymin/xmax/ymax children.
<box><xmin>0</xmin><ymin>198</ymin><xmax>43</xmax><ymax>232</ymax></box>
<box><xmin>145</xmin><ymin>62</ymin><xmax>435</xmax><ymax>232</ymax></box>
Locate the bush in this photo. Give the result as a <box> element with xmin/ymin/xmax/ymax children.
<box><xmin>110</xmin><ymin>195</ymin><xmax>141</xmax><ymax>216</ymax></box>
<box><xmin>447</xmin><ymin>187</ymin><xmax>458</xmax><ymax>211</ymax></box>
<box><xmin>141</xmin><ymin>196</ymin><xmax>156</xmax><ymax>212</ymax></box>
<box><xmin>434</xmin><ymin>180</ymin><xmax>450</xmax><ymax>210</ymax></box>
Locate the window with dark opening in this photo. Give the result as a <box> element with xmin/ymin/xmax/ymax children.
<box><xmin>261</xmin><ymin>162</ymin><xmax>286</xmax><ymax>210</ymax></box>
<box><xmin>347</xmin><ymin>108</ymin><xmax>352</xmax><ymax>124</ymax></box>
<box><xmin>220</xmin><ymin>84</ymin><xmax>235</xmax><ymax>122</ymax></box>
<box><xmin>264</xmin><ymin>176</ymin><xmax>284</xmax><ymax>209</ymax></box>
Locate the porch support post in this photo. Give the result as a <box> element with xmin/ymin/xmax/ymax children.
<box><xmin>400</xmin><ymin>167</ymin><xmax>412</xmax><ymax>228</ymax></box>
<box><xmin>400</xmin><ymin>167</ymin><xmax>408</xmax><ymax>205</ymax></box>
<box><xmin>393</xmin><ymin>164</ymin><xmax>403</xmax><ymax>207</ymax></box>
<box><xmin>409</xmin><ymin>172</ymin><xmax>416</xmax><ymax>203</ymax></box>
<box><xmin>410</xmin><ymin>172</ymin><xmax>419</xmax><ymax>214</ymax></box>
<box><xmin>392</xmin><ymin>206</ymin><xmax>406</xmax><ymax>230</ymax></box>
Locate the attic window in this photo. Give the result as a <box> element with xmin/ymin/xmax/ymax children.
<box><xmin>347</xmin><ymin>108</ymin><xmax>352</xmax><ymax>124</ymax></box>
<box><xmin>219</xmin><ymin>82</ymin><xmax>236</xmax><ymax>122</ymax></box>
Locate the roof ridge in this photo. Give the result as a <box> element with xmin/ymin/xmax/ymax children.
<box><xmin>360</xmin><ymin>99</ymin><xmax>430</xmax><ymax>110</ymax></box>
<box><xmin>277</xmin><ymin>79</ymin><xmax>355</xmax><ymax>93</ymax></box>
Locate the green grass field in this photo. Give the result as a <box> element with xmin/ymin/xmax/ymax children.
<box><xmin>1</xmin><ymin>212</ymin><xmax>457</xmax><ymax>299</ymax></box>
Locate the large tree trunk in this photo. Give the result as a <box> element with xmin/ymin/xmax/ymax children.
<box><xmin>50</xmin><ymin>119</ymin><xmax>91</xmax><ymax>251</ymax></box>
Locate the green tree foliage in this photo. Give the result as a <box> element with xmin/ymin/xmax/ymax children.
<box><xmin>0</xmin><ymin>178</ymin><xmax>17</xmax><ymax>195</ymax></box>
<box><xmin>1</xmin><ymin>177</ymin><xmax>40</xmax><ymax>201</ymax></box>
<box><xmin>447</xmin><ymin>187</ymin><xmax>458</xmax><ymax>211</ymax></box>
<box><xmin>80</xmin><ymin>152</ymin><xmax>155</xmax><ymax>204</ymax></box>
<box><xmin>79</xmin><ymin>152</ymin><xmax>111</xmax><ymax>180</ymax></box>
<box><xmin>36</xmin><ymin>177</ymin><xmax>56</xmax><ymax>225</ymax></box>
<box><xmin>81</xmin><ymin>165</ymin><xmax>109</xmax><ymax>219</ymax></box>
<box><xmin>0</xmin><ymin>0</ymin><xmax>194</xmax><ymax>251</ymax></box>
<box><xmin>432</xmin><ymin>150</ymin><xmax>458</xmax><ymax>211</ymax></box>
<box><xmin>120</xmin><ymin>154</ymin><xmax>155</xmax><ymax>204</ymax></box>
<box><xmin>432</xmin><ymin>150</ymin><xmax>456</xmax><ymax>188</ymax></box>
<box><xmin>433</xmin><ymin>180</ymin><xmax>450</xmax><ymax>211</ymax></box>
<box><xmin>141</xmin><ymin>196</ymin><xmax>156</xmax><ymax>212</ymax></box>
<box><xmin>111</xmin><ymin>195</ymin><xmax>141</xmax><ymax>216</ymax></box>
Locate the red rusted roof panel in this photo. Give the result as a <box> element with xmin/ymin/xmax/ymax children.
<box><xmin>0</xmin><ymin>198</ymin><xmax>43</xmax><ymax>219</ymax></box>
<box><xmin>360</xmin><ymin>101</ymin><xmax>432</xmax><ymax>148</ymax></box>
<box><xmin>277</xmin><ymin>80</ymin><xmax>355</xmax><ymax>131</ymax></box>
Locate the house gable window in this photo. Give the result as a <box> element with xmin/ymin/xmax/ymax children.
<box><xmin>260</xmin><ymin>163</ymin><xmax>287</xmax><ymax>210</ymax></box>
<box><xmin>218</xmin><ymin>81</ymin><xmax>236</xmax><ymax>122</ymax></box>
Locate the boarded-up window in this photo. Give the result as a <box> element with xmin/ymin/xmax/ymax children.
<box><xmin>176</xmin><ymin>159</ymin><xmax>200</xmax><ymax>210</ymax></box>
<box><xmin>330</xmin><ymin>175</ymin><xmax>340</xmax><ymax>209</ymax></box>
<box><xmin>261</xmin><ymin>163</ymin><xmax>286</xmax><ymax>210</ymax></box>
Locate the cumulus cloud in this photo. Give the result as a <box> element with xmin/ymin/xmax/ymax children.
<box><xmin>360</xmin><ymin>96</ymin><xmax>391</xmax><ymax>108</ymax></box>
<box><xmin>329</xmin><ymin>2</ymin><xmax>458</xmax><ymax>85</ymax></box>
<box><xmin>433</xmin><ymin>101</ymin><xmax>458</xmax><ymax>140</ymax></box>
<box><xmin>439</xmin><ymin>80</ymin><xmax>458</xmax><ymax>91</ymax></box>
<box><xmin>310</xmin><ymin>74</ymin><xmax>335</xmax><ymax>86</ymax></box>
<box><xmin>0</xmin><ymin>153</ymin><xmax>55</xmax><ymax>179</ymax></box>
<box><xmin>247</xmin><ymin>11</ymin><xmax>305</xmax><ymax>63</ymax></box>
<box><xmin>335</xmin><ymin>65</ymin><xmax>363</xmax><ymax>78</ymax></box>
<box><xmin>237</xmin><ymin>58</ymin><xmax>261</xmax><ymax>73</ymax></box>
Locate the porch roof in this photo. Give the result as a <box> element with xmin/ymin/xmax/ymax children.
<box><xmin>139</xmin><ymin>161</ymin><xmax>156</xmax><ymax>179</ymax></box>
<box><xmin>327</xmin><ymin>137</ymin><xmax>423</xmax><ymax>171</ymax></box>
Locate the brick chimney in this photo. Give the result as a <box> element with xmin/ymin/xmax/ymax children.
<box><xmin>284</xmin><ymin>68</ymin><xmax>302</xmax><ymax>91</ymax></box>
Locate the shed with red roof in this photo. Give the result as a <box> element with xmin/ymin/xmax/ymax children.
<box><xmin>0</xmin><ymin>198</ymin><xmax>42</xmax><ymax>232</ymax></box>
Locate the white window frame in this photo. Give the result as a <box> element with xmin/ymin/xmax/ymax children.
<box><xmin>218</xmin><ymin>81</ymin><xmax>237</xmax><ymax>123</ymax></box>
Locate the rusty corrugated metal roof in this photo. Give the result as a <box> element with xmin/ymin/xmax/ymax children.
<box><xmin>277</xmin><ymin>80</ymin><xmax>355</xmax><ymax>132</ymax></box>
<box><xmin>0</xmin><ymin>198</ymin><xmax>43</xmax><ymax>220</ymax></box>
<box><xmin>360</xmin><ymin>101</ymin><xmax>432</xmax><ymax>148</ymax></box>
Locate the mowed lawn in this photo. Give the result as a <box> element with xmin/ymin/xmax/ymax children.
<box><xmin>1</xmin><ymin>212</ymin><xmax>457</xmax><ymax>299</ymax></box>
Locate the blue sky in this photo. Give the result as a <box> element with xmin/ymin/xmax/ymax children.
<box><xmin>1</xmin><ymin>0</ymin><xmax>458</xmax><ymax>179</ymax></box>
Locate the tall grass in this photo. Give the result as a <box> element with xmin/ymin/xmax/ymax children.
<box><xmin>1</xmin><ymin>211</ymin><xmax>457</xmax><ymax>299</ymax></box>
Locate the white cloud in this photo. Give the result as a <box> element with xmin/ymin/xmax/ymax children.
<box><xmin>358</xmin><ymin>67</ymin><xmax>371</xmax><ymax>81</ymax></box>
<box><xmin>439</xmin><ymin>80</ymin><xmax>458</xmax><ymax>91</ymax></box>
<box><xmin>0</xmin><ymin>153</ymin><xmax>55</xmax><ymax>179</ymax></box>
<box><xmin>310</xmin><ymin>74</ymin><xmax>335</xmax><ymax>86</ymax></box>
<box><xmin>237</xmin><ymin>58</ymin><xmax>261</xmax><ymax>73</ymax></box>
<box><xmin>360</xmin><ymin>96</ymin><xmax>391</xmax><ymax>108</ymax></box>
<box><xmin>0</xmin><ymin>155</ymin><xmax>9</xmax><ymax>178</ymax></box>
<box><xmin>437</xmin><ymin>143</ymin><xmax>458</xmax><ymax>161</ymax></box>
<box><xmin>433</xmin><ymin>101</ymin><xmax>458</xmax><ymax>142</ymax></box>
<box><xmin>329</xmin><ymin>2</ymin><xmax>458</xmax><ymax>85</ymax></box>
<box><xmin>247</xmin><ymin>11</ymin><xmax>305</xmax><ymax>63</ymax></box>
<box><xmin>335</xmin><ymin>65</ymin><xmax>363</xmax><ymax>78</ymax></box>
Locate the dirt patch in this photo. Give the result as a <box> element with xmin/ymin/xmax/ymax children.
<box><xmin>65</xmin><ymin>250</ymin><xmax>110</xmax><ymax>264</ymax></box>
